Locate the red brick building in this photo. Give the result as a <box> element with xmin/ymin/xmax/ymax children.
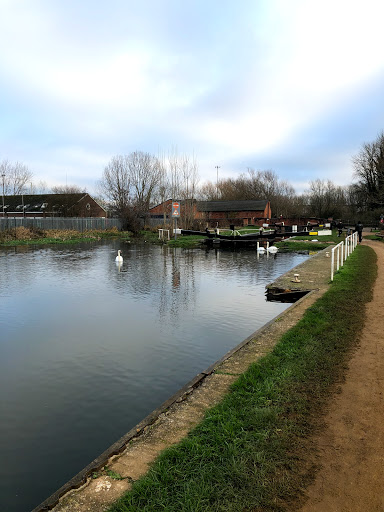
<box><xmin>149</xmin><ymin>199</ymin><xmax>271</xmax><ymax>227</ymax></box>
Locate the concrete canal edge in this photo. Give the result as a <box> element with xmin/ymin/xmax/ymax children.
<box><xmin>33</xmin><ymin>247</ymin><xmax>334</xmax><ymax>512</ymax></box>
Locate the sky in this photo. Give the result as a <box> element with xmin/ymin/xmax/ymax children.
<box><xmin>1</xmin><ymin>0</ymin><xmax>384</xmax><ymax>195</ymax></box>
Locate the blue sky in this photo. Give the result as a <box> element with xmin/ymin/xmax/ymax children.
<box><xmin>1</xmin><ymin>0</ymin><xmax>384</xmax><ymax>194</ymax></box>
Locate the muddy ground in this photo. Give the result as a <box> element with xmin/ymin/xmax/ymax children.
<box><xmin>298</xmin><ymin>239</ymin><xmax>384</xmax><ymax>512</ymax></box>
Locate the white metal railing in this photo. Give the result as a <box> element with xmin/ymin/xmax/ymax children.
<box><xmin>330</xmin><ymin>232</ymin><xmax>358</xmax><ymax>281</ymax></box>
<box><xmin>344</xmin><ymin>231</ymin><xmax>358</xmax><ymax>259</ymax></box>
<box><xmin>158</xmin><ymin>229</ymin><xmax>170</xmax><ymax>240</ymax></box>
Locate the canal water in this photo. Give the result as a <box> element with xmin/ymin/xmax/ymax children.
<box><xmin>0</xmin><ymin>241</ymin><xmax>309</xmax><ymax>512</ymax></box>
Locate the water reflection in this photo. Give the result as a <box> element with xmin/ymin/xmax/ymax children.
<box><xmin>0</xmin><ymin>241</ymin><xmax>309</xmax><ymax>512</ymax></box>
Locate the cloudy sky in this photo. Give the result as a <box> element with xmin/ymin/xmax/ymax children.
<box><xmin>1</xmin><ymin>0</ymin><xmax>384</xmax><ymax>194</ymax></box>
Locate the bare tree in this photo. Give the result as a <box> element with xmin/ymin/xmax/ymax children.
<box><xmin>197</xmin><ymin>181</ymin><xmax>217</xmax><ymax>200</ymax></box>
<box><xmin>31</xmin><ymin>180</ymin><xmax>50</xmax><ymax>194</ymax></box>
<box><xmin>0</xmin><ymin>160</ymin><xmax>33</xmax><ymax>195</ymax></box>
<box><xmin>156</xmin><ymin>148</ymin><xmax>200</xmax><ymax>228</ymax></box>
<box><xmin>353</xmin><ymin>132</ymin><xmax>384</xmax><ymax>210</ymax></box>
<box><xmin>178</xmin><ymin>153</ymin><xmax>199</xmax><ymax>227</ymax></box>
<box><xmin>151</xmin><ymin>155</ymin><xmax>171</xmax><ymax>224</ymax></box>
<box><xmin>127</xmin><ymin>151</ymin><xmax>162</xmax><ymax>215</ymax></box>
<box><xmin>98</xmin><ymin>155</ymin><xmax>132</xmax><ymax>217</ymax></box>
<box><xmin>305</xmin><ymin>179</ymin><xmax>350</xmax><ymax>219</ymax></box>
<box><xmin>246</xmin><ymin>169</ymin><xmax>296</xmax><ymax>217</ymax></box>
<box><xmin>198</xmin><ymin>168</ymin><xmax>297</xmax><ymax>218</ymax></box>
<box><xmin>51</xmin><ymin>184</ymin><xmax>85</xmax><ymax>194</ymax></box>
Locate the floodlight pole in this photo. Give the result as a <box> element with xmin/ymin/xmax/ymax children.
<box><xmin>215</xmin><ymin>165</ymin><xmax>220</xmax><ymax>198</ymax></box>
<box><xmin>1</xmin><ymin>173</ymin><xmax>5</xmax><ymax>217</ymax></box>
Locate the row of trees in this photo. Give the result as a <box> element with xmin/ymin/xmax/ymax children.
<box><xmin>352</xmin><ymin>132</ymin><xmax>384</xmax><ymax>219</ymax></box>
<box><xmin>2</xmin><ymin>132</ymin><xmax>384</xmax><ymax>228</ymax></box>
<box><xmin>0</xmin><ymin>160</ymin><xmax>87</xmax><ymax>196</ymax></box>
<box><xmin>97</xmin><ymin>155</ymin><xmax>369</xmax><ymax>230</ymax></box>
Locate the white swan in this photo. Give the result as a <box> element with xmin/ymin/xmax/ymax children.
<box><xmin>115</xmin><ymin>250</ymin><xmax>123</xmax><ymax>262</ymax></box>
<box><xmin>267</xmin><ymin>245</ymin><xmax>278</xmax><ymax>253</ymax></box>
<box><xmin>257</xmin><ymin>242</ymin><xmax>265</xmax><ymax>253</ymax></box>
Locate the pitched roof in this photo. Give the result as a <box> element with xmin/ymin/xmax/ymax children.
<box><xmin>196</xmin><ymin>200</ymin><xmax>269</xmax><ymax>212</ymax></box>
<box><xmin>1</xmin><ymin>193</ymin><xmax>105</xmax><ymax>213</ymax></box>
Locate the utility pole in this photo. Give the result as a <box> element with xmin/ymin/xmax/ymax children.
<box><xmin>215</xmin><ymin>165</ymin><xmax>220</xmax><ymax>198</ymax></box>
<box><xmin>1</xmin><ymin>173</ymin><xmax>5</xmax><ymax>217</ymax></box>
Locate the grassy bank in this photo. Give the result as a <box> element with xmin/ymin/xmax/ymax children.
<box><xmin>108</xmin><ymin>245</ymin><xmax>376</xmax><ymax>512</ymax></box>
<box><xmin>0</xmin><ymin>227</ymin><xmax>205</xmax><ymax>248</ymax></box>
<box><xmin>276</xmin><ymin>230</ymin><xmax>345</xmax><ymax>252</ymax></box>
<box><xmin>275</xmin><ymin>240</ymin><xmax>330</xmax><ymax>252</ymax></box>
<box><xmin>364</xmin><ymin>234</ymin><xmax>384</xmax><ymax>242</ymax></box>
<box><xmin>139</xmin><ymin>230</ymin><xmax>206</xmax><ymax>248</ymax></box>
<box><xmin>0</xmin><ymin>226</ymin><xmax>131</xmax><ymax>246</ymax></box>
<box><xmin>290</xmin><ymin>231</ymin><xmax>343</xmax><ymax>243</ymax></box>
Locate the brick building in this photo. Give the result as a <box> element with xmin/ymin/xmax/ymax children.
<box><xmin>149</xmin><ymin>199</ymin><xmax>271</xmax><ymax>227</ymax></box>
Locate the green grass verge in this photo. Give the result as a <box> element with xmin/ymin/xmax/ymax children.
<box><xmin>276</xmin><ymin>230</ymin><xmax>347</xmax><ymax>251</ymax></box>
<box><xmin>167</xmin><ymin>235</ymin><xmax>205</xmax><ymax>248</ymax></box>
<box><xmin>364</xmin><ymin>234</ymin><xmax>384</xmax><ymax>242</ymax></box>
<box><xmin>289</xmin><ymin>230</ymin><xmax>344</xmax><ymax>243</ymax></box>
<box><xmin>1</xmin><ymin>236</ymin><xmax>101</xmax><ymax>246</ymax></box>
<box><xmin>108</xmin><ymin>245</ymin><xmax>376</xmax><ymax>512</ymax></box>
<box><xmin>275</xmin><ymin>241</ymin><xmax>330</xmax><ymax>252</ymax></box>
<box><xmin>139</xmin><ymin>230</ymin><xmax>205</xmax><ymax>248</ymax></box>
<box><xmin>0</xmin><ymin>229</ymin><xmax>132</xmax><ymax>246</ymax></box>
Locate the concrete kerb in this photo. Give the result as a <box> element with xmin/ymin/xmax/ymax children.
<box><xmin>32</xmin><ymin>286</ymin><xmax>320</xmax><ymax>512</ymax></box>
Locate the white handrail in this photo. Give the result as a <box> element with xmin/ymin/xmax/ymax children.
<box><xmin>158</xmin><ymin>229</ymin><xmax>170</xmax><ymax>240</ymax></box>
<box><xmin>331</xmin><ymin>232</ymin><xmax>358</xmax><ymax>281</ymax></box>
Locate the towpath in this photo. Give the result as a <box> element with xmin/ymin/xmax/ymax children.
<box><xmin>297</xmin><ymin>238</ymin><xmax>384</xmax><ymax>512</ymax></box>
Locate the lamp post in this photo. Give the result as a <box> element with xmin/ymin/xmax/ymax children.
<box><xmin>215</xmin><ymin>165</ymin><xmax>220</xmax><ymax>198</ymax></box>
<box><xmin>1</xmin><ymin>173</ymin><xmax>5</xmax><ymax>217</ymax></box>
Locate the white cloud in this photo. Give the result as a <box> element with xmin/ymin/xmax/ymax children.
<box><xmin>0</xmin><ymin>0</ymin><xmax>384</xmax><ymax>191</ymax></box>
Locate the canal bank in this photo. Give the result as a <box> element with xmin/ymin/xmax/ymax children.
<box><xmin>34</xmin><ymin>247</ymin><xmax>335</xmax><ymax>512</ymax></box>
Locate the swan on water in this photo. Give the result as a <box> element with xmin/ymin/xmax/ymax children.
<box><xmin>256</xmin><ymin>242</ymin><xmax>265</xmax><ymax>253</ymax></box>
<box><xmin>115</xmin><ymin>250</ymin><xmax>123</xmax><ymax>262</ymax></box>
<box><xmin>267</xmin><ymin>245</ymin><xmax>278</xmax><ymax>253</ymax></box>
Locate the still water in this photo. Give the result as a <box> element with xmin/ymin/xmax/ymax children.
<box><xmin>0</xmin><ymin>241</ymin><xmax>309</xmax><ymax>512</ymax></box>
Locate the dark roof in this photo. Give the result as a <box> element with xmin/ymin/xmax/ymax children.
<box><xmin>1</xmin><ymin>193</ymin><xmax>104</xmax><ymax>213</ymax></box>
<box><xmin>196</xmin><ymin>200</ymin><xmax>269</xmax><ymax>212</ymax></box>
<box><xmin>149</xmin><ymin>198</ymin><xmax>195</xmax><ymax>210</ymax></box>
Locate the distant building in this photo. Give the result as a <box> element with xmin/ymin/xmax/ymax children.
<box><xmin>195</xmin><ymin>200</ymin><xmax>271</xmax><ymax>226</ymax></box>
<box><xmin>148</xmin><ymin>199</ymin><xmax>271</xmax><ymax>227</ymax></box>
<box><xmin>0</xmin><ymin>193</ymin><xmax>107</xmax><ymax>218</ymax></box>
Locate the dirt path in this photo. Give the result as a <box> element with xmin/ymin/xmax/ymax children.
<box><xmin>298</xmin><ymin>239</ymin><xmax>384</xmax><ymax>512</ymax></box>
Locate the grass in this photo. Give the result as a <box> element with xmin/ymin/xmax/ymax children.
<box><xmin>167</xmin><ymin>235</ymin><xmax>206</xmax><ymax>248</ymax></box>
<box><xmin>288</xmin><ymin>230</ymin><xmax>346</xmax><ymax>243</ymax></box>
<box><xmin>276</xmin><ymin>241</ymin><xmax>330</xmax><ymax>252</ymax></box>
<box><xmin>0</xmin><ymin>226</ymin><xmax>132</xmax><ymax>246</ymax></box>
<box><xmin>364</xmin><ymin>234</ymin><xmax>384</xmax><ymax>241</ymax></box>
<box><xmin>108</xmin><ymin>245</ymin><xmax>376</xmax><ymax>512</ymax></box>
<box><xmin>276</xmin><ymin>230</ymin><xmax>347</xmax><ymax>252</ymax></box>
<box><xmin>0</xmin><ymin>227</ymin><xmax>205</xmax><ymax>249</ymax></box>
<box><xmin>139</xmin><ymin>230</ymin><xmax>206</xmax><ymax>248</ymax></box>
